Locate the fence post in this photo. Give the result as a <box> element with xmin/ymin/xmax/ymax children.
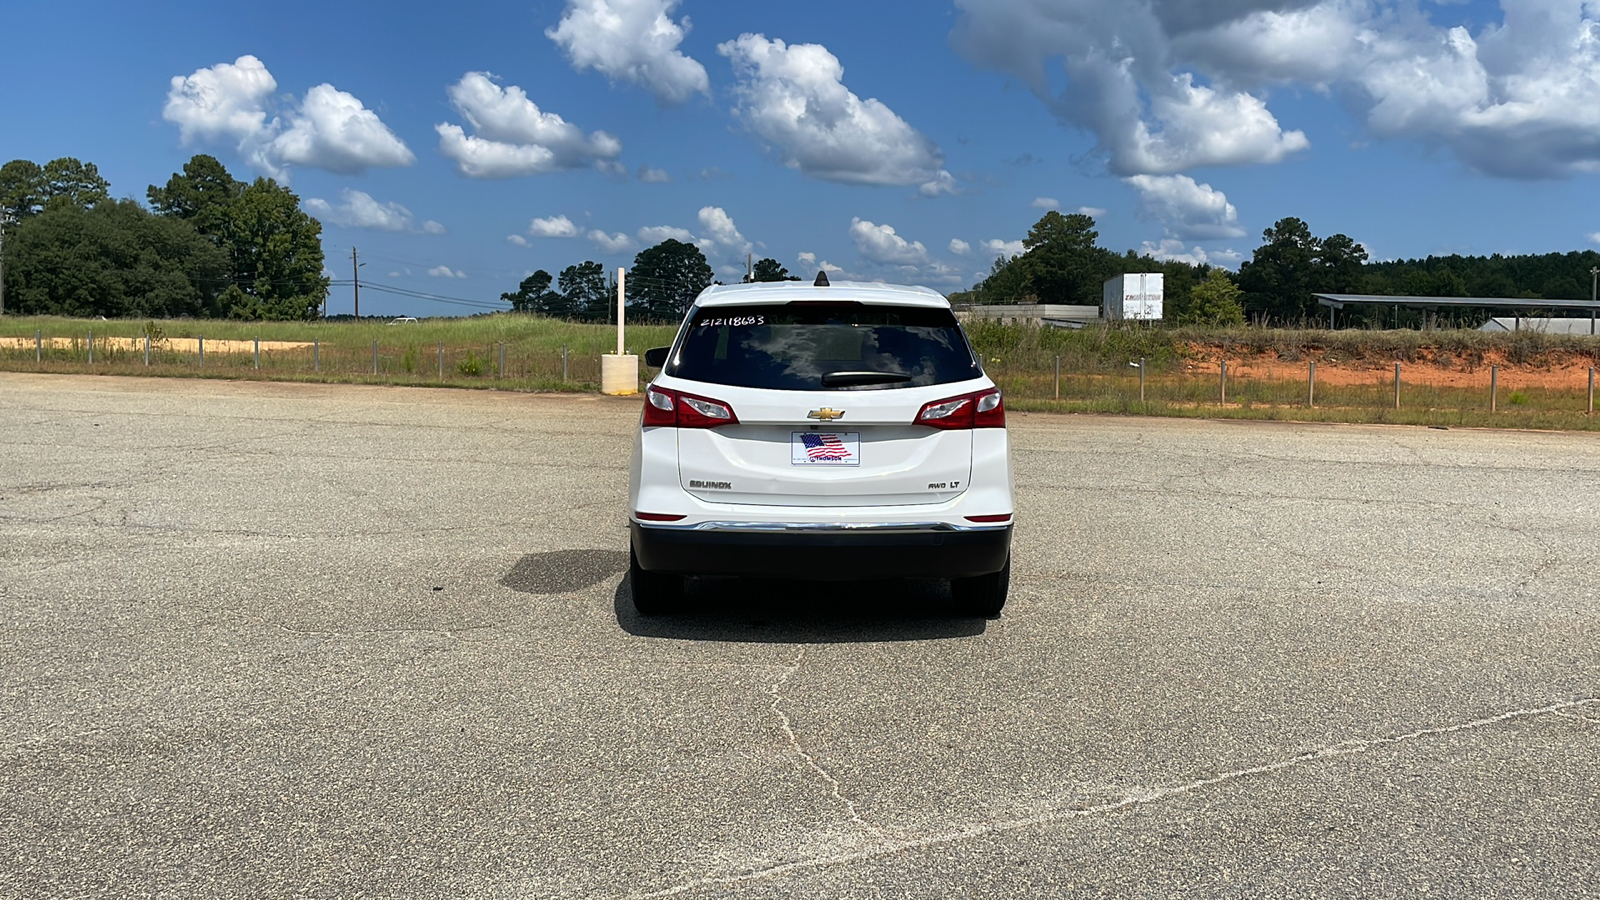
<box><xmin>313</xmin><ymin>339</ymin><xmax>319</xmax><ymax>372</ymax></box>
<box><xmin>498</xmin><ymin>342</ymin><xmax>505</xmax><ymax>379</ymax></box>
<box><xmin>254</xmin><ymin>336</ymin><xmax>260</xmax><ymax>370</ymax></box>
<box><xmin>1139</xmin><ymin>357</ymin><xmax>1145</xmax><ymax>402</ymax></box>
<box><xmin>562</xmin><ymin>344</ymin><xmax>569</xmax><ymax>381</ymax></box>
<box><xmin>1220</xmin><ymin>360</ymin><xmax>1227</xmax><ymax>404</ymax></box>
<box><xmin>372</xmin><ymin>340</ymin><xmax>378</xmax><ymax>375</ymax></box>
<box><xmin>438</xmin><ymin>341</ymin><xmax>444</xmax><ymax>380</ymax></box>
<box><xmin>1309</xmin><ymin>361</ymin><xmax>1315</xmax><ymax>408</ymax></box>
<box><xmin>199</xmin><ymin>335</ymin><xmax>204</xmax><ymax>368</ymax></box>
<box><xmin>1053</xmin><ymin>355</ymin><xmax>1059</xmax><ymax>400</ymax></box>
<box><xmin>1490</xmin><ymin>365</ymin><xmax>1497</xmax><ymax>413</ymax></box>
<box><xmin>88</xmin><ymin>330</ymin><xmax>93</xmax><ymax>365</ymax></box>
<box><xmin>35</xmin><ymin>330</ymin><xmax>40</xmax><ymax>363</ymax></box>
<box><xmin>1394</xmin><ymin>362</ymin><xmax>1401</xmax><ymax>409</ymax></box>
<box><xmin>1590</xmin><ymin>367</ymin><xmax>1595</xmax><ymax>415</ymax></box>
<box><xmin>144</xmin><ymin>334</ymin><xmax>150</xmax><ymax>366</ymax></box>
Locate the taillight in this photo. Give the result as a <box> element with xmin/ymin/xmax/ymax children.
<box><xmin>642</xmin><ymin>386</ymin><xmax>739</xmax><ymax>428</ymax></box>
<box><xmin>915</xmin><ymin>389</ymin><xmax>1004</xmax><ymax>429</ymax></box>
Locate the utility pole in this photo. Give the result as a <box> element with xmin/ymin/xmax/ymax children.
<box><xmin>0</xmin><ymin>213</ymin><xmax>14</xmax><ymax>316</ymax></box>
<box><xmin>352</xmin><ymin>246</ymin><xmax>362</xmax><ymax>319</ymax></box>
<box><xmin>0</xmin><ymin>215</ymin><xmax>8</xmax><ymax>317</ymax></box>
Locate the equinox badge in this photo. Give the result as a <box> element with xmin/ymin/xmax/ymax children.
<box><xmin>807</xmin><ymin>408</ymin><xmax>846</xmax><ymax>421</ymax></box>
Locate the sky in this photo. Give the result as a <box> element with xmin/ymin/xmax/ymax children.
<box><xmin>5</xmin><ymin>0</ymin><xmax>1600</xmax><ymax>317</ymax></box>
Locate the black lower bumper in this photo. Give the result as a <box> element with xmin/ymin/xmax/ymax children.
<box><xmin>631</xmin><ymin>522</ymin><xmax>1012</xmax><ymax>580</ymax></box>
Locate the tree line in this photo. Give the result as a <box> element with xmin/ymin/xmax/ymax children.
<box><xmin>0</xmin><ymin>155</ymin><xmax>327</xmax><ymax>320</ymax></box>
<box><xmin>962</xmin><ymin>211</ymin><xmax>1600</xmax><ymax>327</ymax></box>
<box><xmin>5</xmin><ymin>151</ymin><xmax>1597</xmax><ymax>327</ymax></box>
<box><xmin>501</xmin><ymin>245</ymin><xmax>798</xmax><ymax>323</ymax></box>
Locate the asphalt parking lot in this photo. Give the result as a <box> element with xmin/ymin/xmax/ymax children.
<box><xmin>2</xmin><ymin>372</ymin><xmax>1597</xmax><ymax>899</ymax></box>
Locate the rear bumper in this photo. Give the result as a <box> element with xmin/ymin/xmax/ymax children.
<box><xmin>630</xmin><ymin>522</ymin><xmax>1012</xmax><ymax>580</ymax></box>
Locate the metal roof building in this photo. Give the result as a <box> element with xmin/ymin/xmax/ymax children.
<box><xmin>1313</xmin><ymin>293</ymin><xmax>1600</xmax><ymax>334</ymax></box>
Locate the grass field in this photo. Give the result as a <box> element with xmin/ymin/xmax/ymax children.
<box><xmin>3</xmin><ymin>313</ymin><xmax>1597</xmax><ymax>430</ymax></box>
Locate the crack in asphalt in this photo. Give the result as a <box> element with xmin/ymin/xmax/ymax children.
<box><xmin>766</xmin><ymin>648</ymin><xmax>888</xmax><ymax>845</ymax></box>
<box><xmin>615</xmin><ymin>696</ymin><xmax>1600</xmax><ymax>899</ymax></box>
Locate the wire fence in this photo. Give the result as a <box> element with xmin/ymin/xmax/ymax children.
<box><xmin>988</xmin><ymin>354</ymin><xmax>1598</xmax><ymax>426</ymax></box>
<box><xmin>0</xmin><ymin>330</ymin><xmax>623</xmax><ymax>389</ymax></box>
<box><xmin>4</xmin><ymin>328</ymin><xmax>1597</xmax><ymax>427</ymax></box>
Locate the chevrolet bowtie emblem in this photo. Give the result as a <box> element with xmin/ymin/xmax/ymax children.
<box><xmin>807</xmin><ymin>408</ymin><xmax>846</xmax><ymax>421</ymax></box>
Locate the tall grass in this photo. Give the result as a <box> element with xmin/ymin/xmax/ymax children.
<box><xmin>2</xmin><ymin>314</ymin><xmax>1596</xmax><ymax>429</ymax></box>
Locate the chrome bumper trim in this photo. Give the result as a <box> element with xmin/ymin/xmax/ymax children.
<box><xmin>635</xmin><ymin>520</ymin><xmax>1010</xmax><ymax>533</ymax></box>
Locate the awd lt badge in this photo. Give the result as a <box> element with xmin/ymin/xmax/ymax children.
<box><xmin>807</xmin><ymin>408</ymin><xmax>846</xmax><ymax>421</ymax></box>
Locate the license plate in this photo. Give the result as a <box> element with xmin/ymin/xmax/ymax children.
<box><xmin>791</xmin><ymin>431</ymin><xmax>860</xmax><ymax>466</ymax></box>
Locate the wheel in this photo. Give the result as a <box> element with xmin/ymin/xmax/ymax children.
<box><xmin>629</xmin><ymin>546</ymin><xmax>683</xmax><ymax>616</ymax></box>
<box><xmin>951</xmin><ymin>556</ymin><xmax>1009</xmax><ymax>618</ymax></box>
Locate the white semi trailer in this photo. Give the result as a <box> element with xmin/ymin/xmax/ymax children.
<box><xmin>1102</xmin><ymin>273</ymin><xmax>1164</xmax><ymax>321</ymax></box>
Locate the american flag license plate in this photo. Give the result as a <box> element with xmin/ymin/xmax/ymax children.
<box><xmin>791</xmin><ymin>431</ymin><xmax>860</xmax><ymax>466</ymax></box>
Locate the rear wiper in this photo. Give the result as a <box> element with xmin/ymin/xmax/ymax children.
<box><xmin>820</xmin><ymin>370</ymin><xmax>913</xmax><ymax>387</ymax></box>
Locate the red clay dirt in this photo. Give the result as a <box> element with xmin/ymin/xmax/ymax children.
<box><xmin>1184</xmin><ymin>346</ymin><xmax>1596</xmax><ymax>391</ymax></box>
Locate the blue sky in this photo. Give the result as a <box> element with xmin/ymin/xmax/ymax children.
<box><xmin>5</xmin><ymin>0</ymin><xmax>1600</xmax><ymax>316</ymax></box>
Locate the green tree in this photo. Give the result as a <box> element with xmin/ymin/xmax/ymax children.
<box><xmin>221</xmin><ymin>178</ymin><xmax>329</xmax><ymax>320</ymax></box>
<box><xmin>750</xmin><ymin>258</ymin><xmax>798</xmax><ymax>282</ymax></box>
<box><xmin>502</xmin><ymin>270</ymin><xmax>566</xmax><ymax>315</ymax></box>
<box><xmin>0</xmin><ymin>159</ymin><xmax>45</xmax><ymax>220</ymax></box>
<box><xmin>973</xmin><ymin>253</ymin><xmax>1029</xmax><ymax>303</ymax></box>
<box><xmin>558</xmin><ymin>261</ymin><xmax>610</xmax><ymax>319</ymax></box>
<box><xmin>1236</xmin><ymin>217</ymin><xmax>1319</xmax><ymax>323</ymax></box>
<box><xmin>40</xmin><ymin>158</ymin><xmax>110</xmax><ymax>212</ymax></box>
<box><xmin>3</xmin><ymin>199</ymin><xmax>227</xmax><ymax>317</ymax></box>
<box><xmin>1178</xmin><ymin>269</ymin><xmax>1246</xmax><ymax>326</ymax></box>
<box><xmin>1317</xmin><ymin>233</ymin><xmax>1368</xmax><ymax>294</ymax></box>
<box><xmin>147</xmin><ymin>154</ymin><xmax>244</xmax><ymax>243</ymax></box>
<box><xmin>628</xmin><ymin>239</ymin><xmax>712</xmax><ymax>319</ymax></box>
<box><xmin>1018</xmin><ymin>211</ymin><xmax>1115</xmax><ymax>304</ymax></box>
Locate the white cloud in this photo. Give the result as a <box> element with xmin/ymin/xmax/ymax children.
<box><xmin>436</xmin><ymin>72</ymin><xmax>622</xmax><ymax>178</ymax></box>
<box><xmin>981</xmin><ymin>238</ymin><xmax>1025</xmax><ymax>258</ymax></box>
<box><xmin>163</xmin><ymin>56</ymin><xmax>413</xmax><ymax>180</ymax></box>
<box><xmin>849</xmin><ymin>218</ymin><xmax>930</xmax><ymax>266</ymax></box>
<box><xmin>546</xmin><ymin>0</ymin><xmax>709</xmax><ymax>105</ymax></box>
<box><xmin>589</xmin><ymin>229</ymin><xmax>635</xmax><ymax>253</ymax></box>
<box><xmin>428</xmin><ymin>265</ymin><xmax>467</xmax><ymax>278</ymax></box>
<box><xmin>698</xmin><ymin>206</ymin><xmax>751</xmax><ymax>256</ymax></box>
<box><xmin>1588</xmin><ymin>232</ymin><xmax>1600</xmax><ymax>246</ymax></box>
<box><xmin>638</xmin><ymin>165</ymin><xmax>671</xmax><ymax>182</ymax></box>
<box><xmin>796</xmin><ymin>251</ymin><xmax>843</xmax><ymax>275</ymax></box>
<box><xmin>269</xmin><ymin>84</ymin><xmax>415</xmax><ymax>175</ymax></box>
<box><xmin>949</xmin><ymin>239</ymin><xmax>972</xmax><ymax>255</ymax></box>
<box><xmin>162</xmin><ymin>55</ymin><xmax>276</xmax><ymax>156</ymax></box>
<box><xmin>952</xmin><ymin>2</ymin><xmax>1308</xmax><ymax>176</ymax></box>
<box><xmin>718</xmin><ymin>34</ymin><xmax>955</xmax><ymax>190</ymax></box>
<box><xmin>507</xmin><ymin>234</ymin><xmax>531</xmax><ymax>247</ymax></box>
<box><xmin>1124</xmin><ymin>174</ymin><xmax>1246</xmax><ymax>240</ymax></box>
<box><xmin>638</xmin><ymin>225</ymin><xmax>697</xmax><ymax>244</ymax></box>
<box><xmin>1139</xmin><ymin>239</ymin><xmax>1243</xmax><ymax>269</ymax></box>
<box><xmin>304</xmin><ymin>189</ymin><xmax>441</xmax><ymax>234</ymax></box>
<box><xmin>527</xmin><ymin>215</ymin><xmax>580</xmax><ymax>238</ymax></box>
<box><xmin>1031</xmin><ymin>197</ymin><xmax>1060</xmax><ymax>209</ymax></box>
<box><xmin>918</xmin><ymin>171</ymin><xmax>961</xmax><ymax>197</ymax></box>
<box><xmin>1078</xmin><ymin>206</ymin><xmax>1108</xmax><ymax>217</ymax></box>
<box><xmin>956</xmin><ymin>0</ymin><xmax>1600</xmax><ymax>180</ymax></box>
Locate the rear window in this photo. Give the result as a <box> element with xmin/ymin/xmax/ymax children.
<box><xmin>667</xmin><ymin>302</ymin><xmax>979</xmax><ymax>391</ymax></box>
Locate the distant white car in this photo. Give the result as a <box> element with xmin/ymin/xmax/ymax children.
<box><xmin>388</xmin><ymin>316</ymin><xmax>418</xmax><ymax>324</ymax></box>
<box><xmin>627</xmin><ymin>276</ymin><xmax>1014</xmax><ymax>617</ymax></box>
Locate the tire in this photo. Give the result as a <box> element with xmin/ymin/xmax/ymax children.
<box><xmin>629</xmin><ymin>546</ymin><xmax>683</xmax><ymax>616</ymax></box>
<box><xmin>951</xmin><ymin>555</ymin><xmax>1009</xmax><ymax>618</ymax></box>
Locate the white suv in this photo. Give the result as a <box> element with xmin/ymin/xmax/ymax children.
<box><xmin>627</xmin><ymin>276</ymin><xmax>1013</xmax><ymax>617</ymax></box>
